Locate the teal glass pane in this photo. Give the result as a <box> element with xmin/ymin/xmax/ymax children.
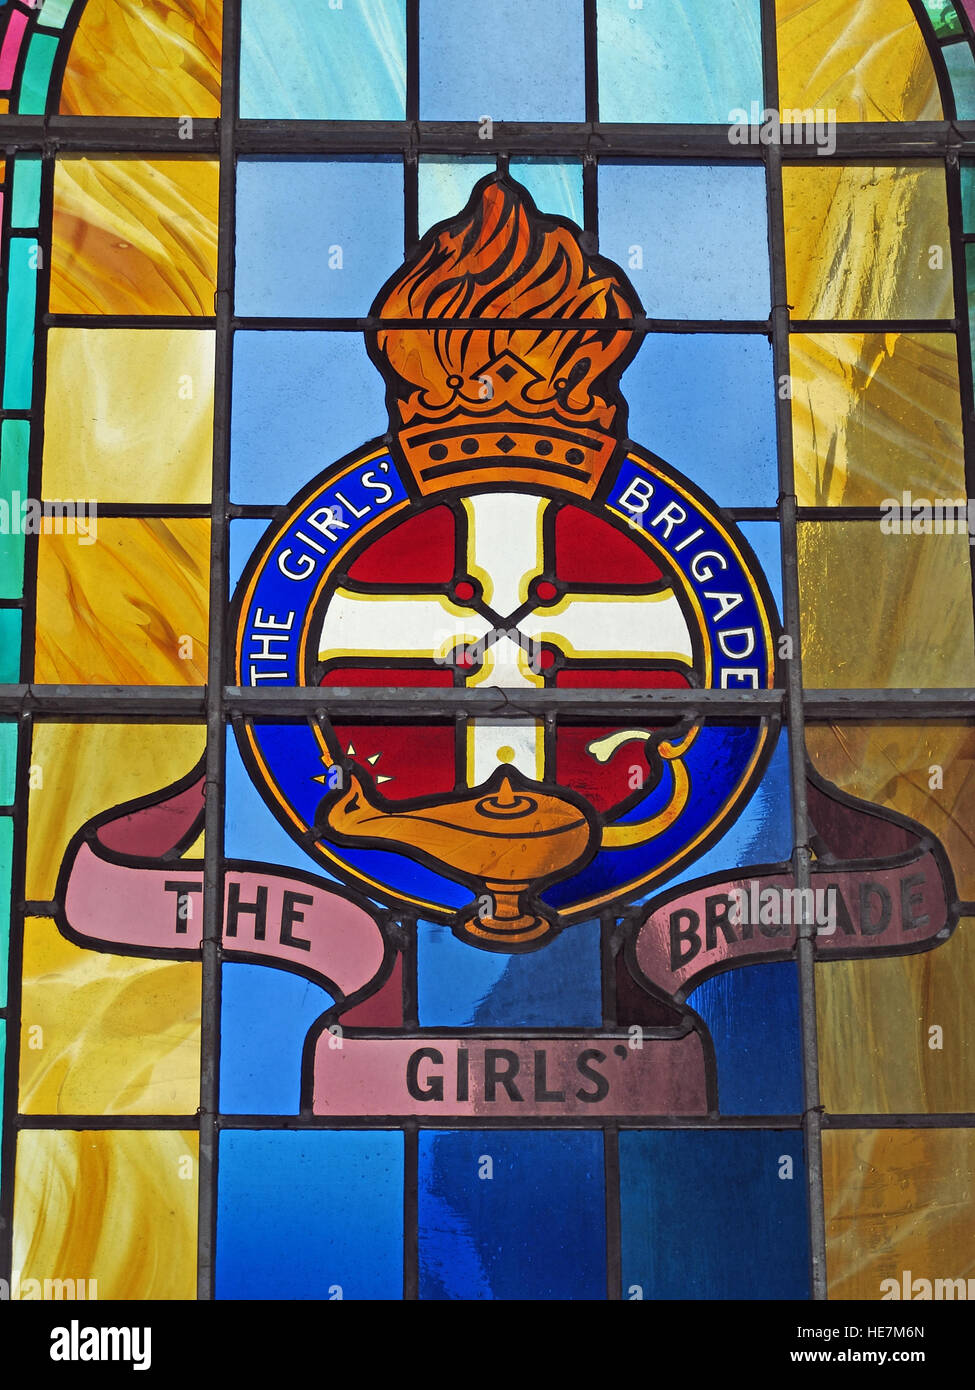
<box><xmin>944</xmin><ymin>41</ymin><xmax>975</xmax><ymax>119</ymax></box>
<box><xmin>0</xmin><ymin>421</ymin><xmax>28</xmax><ymax>598</ymax></box>
<box><xmin>11</xmin><ymin>157</ymin><xmax>41</xmax><ymax>228</ymax></box>
<box><xmin>963</xmin><ymin>162</ymin><xmax>975</xmax><ymax>229</ymax></box>
<box><xmin>509</xmin><ymin>157</ymin><xmax>584</xmax><ymax>227</ymax></box>
<box><xmin>0</xmin><ymin>609</ymin><xmax>21</xmax><ymax>681</ymax></box>
<box><xmin>597</xmin><ymin>0</ymin><xmax>763</xmax><ymax>123</ymax></box>
<box><xmin>240</xmin><ymin>0</ymin><xmax>406</xmax><ymax>120</ymax></box>
<box><xmin>18</xmin><ymin>32</ymin><xmax>58</xmax><ymax>115</ymax></box>
<box><xmin>2</xmin><ymin>240</ymin><xmax>38</xmax><ymax>410</ymax></box>
<box><xmin>922</xmin><ymin>0</ymin><xmax>963</xmax><ymax>37</ymax></box>
<box><xmin>420</xmin><ymin>0</ymin><xmax>585</xmax><ymax>121</ymax></box>
<box><xmin>36</xmin><ymin>0</ymin><xmax>74</xmax><ymax>25</ymax></box>
<box><xmin>418</xmin><ymin>156</ymin><xmax>495</xmax><ymax>236</ymax></box>
<box><xmin>0</xmin><ymin>723</ymin><xmax>15</xmax><ymax>801</ymax></box>
<box><xmin>0</xmin><ymin>817</ymin><xmax>10</xmax><ymax>1006</ymax></box>
<box><xmin>967</xmin><ymin>243</ymin><xmax>975</xmax><ymax>347</ymax></box>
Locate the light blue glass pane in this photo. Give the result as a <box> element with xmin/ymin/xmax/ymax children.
<box><xmin>599</xmin><ymin>164</ymin><xmax>769</xmax><ymax>320</ymax></box>
<box><xmin>235</xmin><ymin>158</ymin><xmax>405</xmax><ymax>317</ymax></box>
<box><xmin>0</xmin><ymin>818</ymin><xmax>9</xmax><ymax>1005</ymax></box>
<box><xmin>0</xmin><ymin>723</ymin><xmax>15</xmax><ymax>801</ymax></box>
<box><xmin>418</xmin><ymin>157</ymin><xmax>495</xmax><ymax>235</ymax></box>
<box><xmin>220</xmin><ymin>963</ymin><xmax>332</xmax><ymax>1115</ymax></box>
<box><xmin>240</xmin><ymin>0</ymin><xmax>406</xmax><ymax>120</ymax></box>
<box><xmin>620</xmin><ymin>1131</ymin><xmax>809</xmax><ymax>1298</ymax></box>
<box><xmin>216</xmin><ymin>1130</ymin><xmax>404</xmax><ymax>1299</ymax></box>
<box><xmin>0</xmin><ymin>610</ymin><xmax>21</xmax><ymax>681</ymax></box>
<box><xmin>231</xmin><ymin>333</ymin><xmax>386</xmax><ymax>504</ymax></box>
<box><xmin>509</xmin><ymin>157</ymin><xmax>584</xmax><ymax>227</ymax></box>
<box><xmin>3</xmin><ymin>239</ymin><xmax>38</xmax><ymax>409</ymax></box>
<box><xmin>739</xmin><ymin>521</ymin><xmax>782</xmax><ymax>619</ymax></box>
<box><xmin>11</xmin><ymin>158</ymin><xmax>41</xmax><ymax>228</ymax></box>
<box><xmin>624</xmin><ymin>335</ymin><xmax>776</xmax><ymax>507</ymax></box>
<box><xmin>944</xmin><ymin>41</ymin><xmax>975</xmax><ymax>119</ymax></box>
<box><xmin>419</xmin><ymin>1131</ymin><xmax>606</xmax><ymax>1300</ymax></box>
<box><xmin>18</xmin><ymin>33</ymin><xmax>58</xmax><ymax>115</ymax></box>
<box><xmin>417</xmin><ymin>916</ymin><xmax>602</xmax><ymax>1026</ymax></box>
<box><xmin>0</xmin><ymin>420</ymin><xmax>29</xmax><ymax>598</ymax></box>
<box><xmin>597</xmin><ymin>0</ymin><xmax>763</xmax><ymax>123</ymax></box>
<box><xmin>36</xmin><ymin>0</ymin><xmax>74</xmax><ymax>24</ymax></box>
<box><xmin>420</xmin><ymin>0</ymin><xmax>585</xmax><ymax>121</ymax></box>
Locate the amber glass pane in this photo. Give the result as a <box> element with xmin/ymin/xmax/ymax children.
<box><xmin>806</xmin><ymin>723</ymin><xmax>975</xmax><ymax>898</ymax></box>
<box><xmin>19</xmin><ymin>917</ymin><xmax>201</xmax><ymax>1116</ymax></box>
<box><xmin>25</xmin><ymin>724</ymin><xmax>205</xmax><ymax>900</ymax></box>
<box><xmin>51</xmin><ymin>159</ymin><xmax>219</xmax><ymax>316</ymax></box>
<box><xmin>34</xmin><ymin>520</ymin><xmax>210</xmax><ymax>685</ymax></box>
<box><xmin>43</xmin><ymin>329</ymin><xmax>215</xmax><ymax>504</ymax></box>
<box><xmin>824</xmin><ymin>1130</ymin><xmax>975</xmax><ymax>1300</ymax></box>
<box><xmin>783</xmin><ymin>166</ymin><xmax>954</xmax><ymax>320</ymax></box>
<box><xmin>776</xmin><ymin>0</ymin><xmax>942</xmax><ymax>122</ymax></box>
<box><xmin>13</xmin><ymin>1130</ymin><xmax>199</xmax><ymax>1299</ymax></box>
<box><xmin>797</xmin><ymin>523</ymin><xmax>975</xmax><ymax>687</ymax></box>
<box><xmin>791</xmin><ymin>333</ymin><xmax>966</xmax><ymax>506</ymax></box>
<box><xmin>59</xmin><ymin>0</ymin><xmax>221</xmax><ymax>118</ymax></box>
<box><xmin>817</xmin><ymin>918</ymin><xmax>975</xmax><ymax>1113</ymax></box>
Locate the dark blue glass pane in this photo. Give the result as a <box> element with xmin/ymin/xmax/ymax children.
<box><xmin>598</xmin><ymin>163</ymin><xmax>770</xmax><ymax>319</ymax></box>
<box><xmin>418</xmin><ymin>1130</ymin><xmax>605</xmax><ymax>1299</ymax></box>
<box><xmin>689</xmin><ymin>962</ymin><xmax>803</xmax><ymax>1114</ymax></box>
<box><xmin>235</xmin><ymin>158</ymin><xmax>404</xmax><ymax>317</ymax></box>
<box><xmin>420</xmin><ymin>0</ymin><xmax>585</xmax><ymax>121</ymax></box>
<box><xmin>217</xmin><ymin>1131</ymin><xmax>404</xmax><ymax>1299</ymax></box>
<box><xmin>620</xmin><ymin>1130</ymin><xmax>810</xmax><ymax>1298</ymax></box>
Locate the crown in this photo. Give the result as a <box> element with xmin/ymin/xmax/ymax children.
<box><xmin>367</xmin><ymin>175</ymin><xmax>642</xmax><ymax>500</ymax></box>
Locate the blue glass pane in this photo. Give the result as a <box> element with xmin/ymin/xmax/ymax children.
<box><xmin>690</xmin><ymin>962</ymin><xmax>803</xmax><ymax>1113</ymax></box>
<box><xmin>235</xmin><ymin>158</ymin><xmax>405</xmax><ymax>317</ymax></box>
<box><xmin>220</xmin><ymin>963</ymin><xmax>333</xmax><ymax>1115</ymax></box>
<box><xmin>624</xmin><ymin>335</ymin><xmax>776</xmax><ymax>506</ymax></box>
<box><xmin>509</xmin><ymin>157</ymin><xmax>584</xmax><ymax>227</ymax></box>
<box><xmin>231</xmin><ymin>332</ymin><xmax>387</xmax><ymax>504</ymax></box>
<box><xmin>598</xmin><ymin>163</ymin><xmax>770</xmax><ymax>320</ymax></box>
<box><xmin>944</xmin><ymin>40</ymin><xmax>975</xmax><ymax>119</ymax></box>
<box><xmin>740</xmin><ymin>521</ymin><xmax>783</xmax><ymax>619</ymax></box>
<box><xmin>217</xmin><ymin>1131</ymin><xmax>404</xmax><ymax>1299</ymax></box>
<box><xmin>597</xmin><ymin>0</ymin><xmax>763</xmax><ymax>123</ymax></box>
<box><xmin>240</xmin><ymin>0</ymin><xmax>406</xmax><ymax>120</ymax></box>
<box><xmin>418</xmin><ymin>1131</ymin><xmax>605</xmax><ymax>1299</ymax></box>
<box><xmin>620</xmin><ymin>1130</ymin><xmax>810</xmax><ymax>1298</ymax></box>
<box><xmin>418</xmin><ymin>156</ymin><xmax>496</xmax><ymax>235</ymax></box>
<box><xmin>417</xmin><ymin>916</ymin><xmax>602</xmax><ymax>1026</ymax></box>
<box><xmin>419</xmin><ymin>0</ymin><xmax>585</xmax><ymax>121</ymax></box>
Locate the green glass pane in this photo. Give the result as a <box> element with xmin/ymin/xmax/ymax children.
<box><xmin>37</xmin><ymin>0</ymin><xmax>75</xmax><ymax>27</ymax></box>
<box><xmin>963</xmin><ymin>162</ymin><xmax>975</xmax><ymax>230</ymax></box>
<box><xmin>944</xmin><ymin>41</ymin><xmax>975</xmax><ymax>119</ymax></box>
<box><xmin>0</xmin><ymin>609</ymin><xmax>21</xmax><ymax>682</ymax></box>
<box><xmin>0</xmin><ymin>421</ymin><xmax>28</xmax><ymax>599</ymax></box>
<box><xmin>922</xmin><ymin>0</ymin><xmax>963</xmax><ymax>37</ymax></box>
<box><xmin>11</xmin><ymin>157</ymin><xmax>42</xmax><ymax>228</ymax></box>
<box><xmin>18</xmin><ymin>33</ymin><xmax>59</xmax><ymax>115</ymax></box>
<box><xmin>0</xmin><ymin>724</ymin><xmax>15</xmax><ymax>803</ymax></box>
<box><xmin>967</xmin><ymin>242</ymin><xmax>975</xmax><ymax>352</ymax></box>
<box><xmin>2</xmin><ymin>240</ymin><xmax>37</xmax><ymax>410</ymax></box>
<box><xmin>0</xmin><ymin>819</ymin><xmax>10</xmax><ymax>1006</ymax></box>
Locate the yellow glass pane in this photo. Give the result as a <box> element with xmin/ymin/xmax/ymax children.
<box><xmin>13</xmin><ymin>1130</ymin><xmax>198</xmax><ymax>1300</ymax></box>
<box><xmin>51</xmin><ymin>158</ymin><xmax>219</xmax><ymax>316</ymax></box>
<box><xmin>817</xmin><ymin>918</ymin><xmax>975</xmax><ymax>1113</ymax></box>
<box><xmin>26</xmin><ymin>724</ymin><xmax>205</xmax><ymax>899</ymax></box>
<box><xmin>19</xmin><ymin>917</ymin><xmax>200</xmax><ymax>1116</ymax></box>
<box><xmin>806</xmin><ymin>723</ymin><xmax>975</xmax><ymax>899</ymax></box>
<box><xmin>43</xmin><ymin>328</ymin><xmax>214</xmax><ymax>504</ymax></box>
<box><xmin>797</xmin><ymin>523</ymin><xmax>975</xmax><ymax>687</ymax></box>
<box><xmin>60</xmin><ymin>0</ymin><xmax>221</xmax><ymax>118</ymax></box>
<box><xmin>791</xmin><ymin>333</ymin><xmax>966</xmax><ymax>506</ymax></box>
<box><xmin>824</xmin><ymin>1130</ymin><xmax>975</xmax><ymax>1300</ymax></box>
<box><xmin>776</xmin><ymin>0</ymin><xmax>941</xmax><ymax>122</ymax></box>
<box><xmin>35</xmin><ymin>519</ymin><xmax>210</xmax><ymax>686</ymax></box>
<box><xmin>783</xmin><ymin>165</ymin><xmax>954</xmax><ymax>320</ymax></box>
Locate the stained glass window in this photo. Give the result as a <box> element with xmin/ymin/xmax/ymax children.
<box><xmin>1</xmin><ymin>0</ymin><xmax>974</xmax><ymax>1335</ymax></box>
